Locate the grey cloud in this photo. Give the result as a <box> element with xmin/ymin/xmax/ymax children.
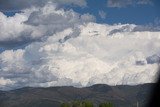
<box><xmin>107</xmin><ymin>0</ymin><xmax>133</xmax><ymax>8</ymax></box>
<box><xmin>133</xmin><ymin>25</ymin><xmax>160</xmax><ymax>32</ymax></box>
<box><xmin>24</xmin><ymin>5</ymin><xmax>95</xmax><ymax>42</ymax></box>
<box><xmin>107</xmin><ymin>0</ymin><xmax>152</xmax><ymax>8</ymax></box>
<box><xmin>137</xmin><ymin>0</ymin><xmax>153</xmax><ymax>5</ymax></box>
<box><xmin>146</xmin><ymin>54</ymin><xmax>160</xmax><ymax>64</ymax></box>
<box><xmin>0</xmin><ymin>3</ymin><xmax>95</xmax><ymax>48</ymax></box>
<box><xmin>0</xmin><ymin>31</ymin><xmax>37</xmax><ymax>48</ymax></box>
<box><xmin>0</xmin><ymin>0</ymin><xmax>87</xmax><ymax>11</ymax></box>
<box><xmin>108</xmin><ymin>24</ymin><xmax>135</xmax><ymax>35</ymax></box>
<box><xmin>136</xmin><ymin>60</ymin><xmax>146</xmax><ymax>65</ymax></box>
<box><xmin>108</xmin><ymin>24</ymin><xmax>160</xmax><ymax>36</ymax></box>
<box><xmin>98</xmin><ymin>10</ymin><xmax>106</xmax><ymax>19</ymax></box>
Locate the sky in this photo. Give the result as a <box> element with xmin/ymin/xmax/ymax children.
<box><xmin>0</xmin><ymin>0</ymin><xmax>160</xmax><ymax>90</ymax></box>
<box><xmin>71</xmin><ymin>0</ymin><xmax>160</xmax><ymax>24</ymax></box>
<box><xmin>2</xmin><ymin>0</ymin><xmax>160</xmax><ymax>25</ymax></box>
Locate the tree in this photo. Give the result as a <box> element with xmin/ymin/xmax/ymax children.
<box><xmin>61</xmin><ymin>100</ymin><xmax>113</xmax><ymax>107</ymax></box>
<box><xmin>60</xmin><ymin>102</ymin><xmax>71</xmax><ymax>107</ymax></box>
<box><xmin>99</xmin><ymin>102</ymin><xmax>113</xmax><ymax>107</ymax></box>
<box><xmin>61</xmin><ymin>100</ymin><xmax>94</xmax><ymax>107</ymax></box>
<box><xmin>72</xmin><ymin>100</ymin><xmax>82</xmax><ymax>107</ymax></box>
<box><xmin>82</xmin><ymin>100</ymin><xmax>94</xmax><ymax>107</ymax></box>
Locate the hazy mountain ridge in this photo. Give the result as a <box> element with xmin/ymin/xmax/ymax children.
<box><xmin>0</xmin><ymin>83</ymin><xmax>154</xmax><ymax>107</ymax></box>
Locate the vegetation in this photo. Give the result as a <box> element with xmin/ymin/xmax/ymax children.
<box><xmin>61</xmin><ymin>100</ymin><xmax>94</xmax><ymax>107</ymax></box>
<box><xmin>60</xmin><ymin>100</ymin><xmax>113</xmax><ymax>107</ymax></box>
<box><xmin>99</xmin><ymin>102</ymin><xmax>113</xmax><ymax>107</ymax></box>
<box><xmin>61</xmin><ymin>102</ymin><xmax>71</xmax><ymax>107</ymax></box>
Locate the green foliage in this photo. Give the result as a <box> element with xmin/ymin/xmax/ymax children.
<box><xmin>82</xmin><ymin>101</ymin><xmax>94</xmax><ymax>107</ymax></box>
<box><xmin>72</xmin><ymin>101</ymin><xmax>82</xmax><ymax>107</ymax></box>
<box><xmin>60</xmin><ymin>100</ymin><xmax>93</xmax><ymax>107</ymax></box>
<box><xmin>71</xmin><ymin>100</ymin><xmax>93</xmax><ymax>107</ymax></box>
<box><xmin>99</xmin><ymin>102</ymin><xmax>113</xmax><ymax>107</ymax></box>
<box><xmin>60</xmin><ymin>100</ymin><xmax>113</xmax><ymax>107</ymax></box>
<box><xmin>60</xmin><ymin>102</ymin><xmax>71</xmax><ymax>107</ymax></box>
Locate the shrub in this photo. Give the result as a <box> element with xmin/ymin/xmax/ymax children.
<box><xmin>60</xmin><ymin>102</ymin><xmax>71</xmax><ymax>107</ymax></box>
<box><xmin>99</xmin><ymin>102</ymin><xmax>113</xmax><ymax>107</ymax></box>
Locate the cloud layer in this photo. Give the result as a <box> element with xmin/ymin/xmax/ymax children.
<box><xmin>0</xmin><ymin>0</ymin><xmax>87</xmax><ymax>11</ymax></box>
<box><xmin>107</xmin><ymin>0</ymin><xmax>152</xmax><ymax>8</ymax></box>
<box><xmin>0</xmin><ymin>3</ymin><xmax>160</xmax><ymax>90</ymax></box>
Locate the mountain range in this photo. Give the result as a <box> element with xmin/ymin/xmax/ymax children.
<box><xmin>0</xmin><ymin>83</ymin><xmax>154</xmax><ymax>107</ymax></box>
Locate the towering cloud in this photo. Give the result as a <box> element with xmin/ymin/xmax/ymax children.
<box><xmin>0</xmin><ymin>22</ymin><xmax>160</xmax><ymax>90</ymax></box>
<box><xmin>0</xmin><ymin>2</ymin><xmax>159</xmax><ymax>90</ymax></box>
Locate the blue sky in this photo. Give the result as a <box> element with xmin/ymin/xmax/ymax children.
<box><xmin>70</xmin><ymin>0</ymin><xmax>160</xmax><ymax>25</ymax></box>
<box><xmin>3</xmin><ymin>0</ymin><xmax>160</xmax><ymax>25</ymax></box>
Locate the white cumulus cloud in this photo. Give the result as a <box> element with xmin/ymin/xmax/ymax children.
<box><xmin>0</xmin><ymin>22</ymin><xmax>160</xmax><ymax>90</ymax></box>
<box><xmin>0</xmin><ymin>3</ymin><xmax>95</xmax><ymax>48</ymax></box>
<box><xmin>0</xmin><ymin>2</ymin><xmax>160</xmax><ymax>90</ymax></box>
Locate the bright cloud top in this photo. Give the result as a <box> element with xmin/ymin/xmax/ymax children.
<box><xmin>0</xmin><ymin>3</ymin><xmax>160</xmax><ymax>90</ymax></box>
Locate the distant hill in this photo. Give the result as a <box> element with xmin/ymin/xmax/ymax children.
<box><xmin>0</xmin><ymin>83</ymin><xmax>154</xmax><ymax>107</ymax></box>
